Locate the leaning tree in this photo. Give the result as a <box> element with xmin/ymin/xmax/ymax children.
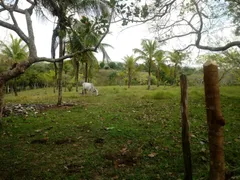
<box><xmin>0</xmin><ymin>0</ymin><xmax>115</xmax><ymax>126</ymax></box>
<box><xmin>38</xmin><ymin>0</ymin><xmax>113</xmax><ymax>105</ymax></box>
<box><xmin>0</xmin><ymin>34</ymin><xmax>28</xmax><ymax>96</ymax></box>
<box><xmin>68</xmin><ymin>15</ymin><xmax>113</xmax><ymax>88</ymax></box>
<box><xmin>0</xmin><ymin>0</ymin><xmax>177</xmax><ymax>125</ymax></box>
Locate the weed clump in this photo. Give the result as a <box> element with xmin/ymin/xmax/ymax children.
<box><xmin>113</xmin><ymin>87</ymin><xmax>120</xmax><ymax>94</ymax></box>
<box><xmin>152</xmin><ymin>91</ymin><xmax>174</xmax><ymax>100</ymax></box>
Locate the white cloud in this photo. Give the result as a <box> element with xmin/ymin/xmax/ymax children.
<box><xmin>18</xmin><ymin>15</ymin><xmax>153</xmax><ymax>62</ymax></box>
<box><xmin>32</xmin><ymin>18</ymin><xmax>153</xmax><ymax>62</ymax></box>
<box><xmin>95</xmin><ymin>22</ymin><xmax>153</xmax><ymax>62</ymax></box>
<box><xmin>32</xmin><ymin>16</ymin><xmax>55</xmax><ymax>58</ymax></box>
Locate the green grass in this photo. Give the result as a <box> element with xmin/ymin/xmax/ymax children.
<box><xmin>1</xmin><ymin>85</ymin><xmax>240</xmax><ymax>179</ymax></box>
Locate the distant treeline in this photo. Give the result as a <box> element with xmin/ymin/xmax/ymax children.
<box><xmin>4</xmin><ymin>61</ymin><xmax>239</xmax><ymax>94</ymax></box>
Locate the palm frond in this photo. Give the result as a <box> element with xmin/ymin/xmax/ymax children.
<box><xmin>0</xmin><ymin>35</ymin><xmax>28</xmax><ymax>62</ymax></box>
<box><xmin>98</xmin><ymin>43</ymin><xmax>112</xmax><ymax>63</ymax></box>
<box><xmin>78</xmin><ymin>0</ymin><xmax>110</xmax><ymax>17</ymax></box>
<box><xmin>133</xmin><ymin>48</ymin><xmax>147</xmax><ymax>57</ymax></box>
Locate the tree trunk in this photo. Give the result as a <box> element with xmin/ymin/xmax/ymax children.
<box><xmin>128</xmin><ymin>68</ymin><xmax>131</xmax><ymax>88</ymax></box>
<box><xmin>128</xmin><ymin>75</ymin><xmax>131</xmax><ymax>88</ymax></box>
<box><xmin>57</xmin><ymin>37</ymin><xmax>64</xmax><ymax>106</ymax></box>
<box><xmin>156</xmin><ymin>68</ymin><xmax>160</xmax><ymax>87</ymax></box>
<box><xmin>85</xmin><ymin>62</ymin><xmax>88</xmax><ymax>83</ymax></box>
<box><xmin>180</xmin><ymin>74</ymin><xmax>192</xmax><ymax>180</ymax></box>
<box><xmin>13</xmin><ymin>78</ymin><xmax>18</xmax><ymax>96</ymax></box>
<box><xmin>64</xmin><ymin>72</ymin><xmax>67</xmax><ymax>92</ymax></box>
<box><xmin>53</xmin><ymin>62</ymin><xmax>58</xmax><ymax>93</ymax></box>
<box><xmin>0</xmin><ymin>81</ymin><xmax>5</xmax><ymax>128</ymax></box>
<box><xmin>57</xmin><ymin>61</ymin><xmax>63</xmax><ymax>105</ymax></box>
<box><xmin>5</xmin><ymin>85</ymin><xmax>9</xmax><ymax>94</ymax></box>
<box><xmin>75</xmin><ymin>60</ymin><xmax>79</xmax><ymax>92</ymax></box>
<box><xmin>174</xmin><ymin>64</ymin><xmax>177</xmax><ymax>79</ymax></box>
<box><xmin>203</xmin><ymin>61</ymin><xmax>226</xmax><ymax>180</ymax></box>
<box><xmin>148</xmin><ymin>66</ymin><xmax>151</xmax><ymax>90</ymax></box>
<box><xmin>174</xmin><ymin>64</ymin><xmax>178</xmax><ymax>85</ymax></box>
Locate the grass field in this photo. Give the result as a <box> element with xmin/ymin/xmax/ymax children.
<box><xmin>1</xmin><ymin>85</ymin><xmax>240</xmax><ymax>179</ymax></box>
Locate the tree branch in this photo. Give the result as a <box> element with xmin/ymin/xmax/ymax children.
<box><xmin>93</xmin><ymin>6</ymin><xmax>115</xmax><ymax>52</ymax></box>
<box><xmin>0</xmin><ymin>1</ymin><xmax>30</xmax><ymax>44</ymax></box>
<box><xmin>0</xmin><ymin>0</ymin><xmax>25</xmax><ymax>14</ymax></box>
<box><xmin>192</xmin><ymin>0</ymin><xmax>240</xmax><ymax>51</ymax></box>
<box><xmin>37</xmin><ymin>6</ymin><xmax>115</xmax><ymax>63</ymax></box>
<box><xmin>25</xmin><ymin>10</ymin><xmax>37</xmax><ymax>58</ymax></box>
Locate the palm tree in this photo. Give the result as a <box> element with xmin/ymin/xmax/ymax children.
<box><xmin>0</xmin><ymin>35</ymin><xmax>28</xmax><ymax>96</ymax></box>
<box><xmin>154</xmin><ymin>50</ymin><xmax>165</xmax><ymax>87</ymax></box>
<box><xmin>62</xmin><ymin>60</ymin><xmax>73</xmax><ymax>92</ymax></box>
<box><xmin>37</xmin><ymin>0</ymin><xmax>111</xmax><ymax>104</ymax></box>
<box><xmin>0</xmin><ymin>54</ymin><xmax>11</xmax><ymax>73</ymax></box>
<box><xmin>68</xmin><ymin>16</ymin><xmax>112</xmax><ymax>90</ymax></box>
<box><xmin>133</xmin><ymin>39</ymin><xmax>159</xmax><ymax>90</ymax></box>
<box><xmin>123</xmin><ymin>55</ymin><xmax>137</xmax><ymax>88</ymax></box>
<box><xmin>168</xmin><ymin>50</ymin><xmax>187</xmax><ymax>85</ymax></box>
<box><xmin>81</xmin><ymin>51</ymin><xmax>97</xmax><ymax>83</ymax></box>
<box><xmin>36</xmin><ymin>0</ymin><xmax>77</xmax><ymax>105</ymax></box>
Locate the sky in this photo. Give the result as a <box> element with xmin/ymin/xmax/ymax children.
<box><xmin>0</xmin><ymin>12</ymin><xmax>219</xmax><ymax>68</ymax></box>
<box><xmin>0</xmin><ymin>2</ymin><xmax>236</xmax><ymax>68</ymax></box>
<box><xmin>0</xmin><ymin>11</ymin><xmax>154</xmax><ymax>63</ymax></box>
<box><xmin>0</xmin><ymin>0</ymin><xmax>156</xmax><ymax>64</ymax></box>
<box><xmin>95</xmin><ymin>23</ymin><xmax>154</xmax><ymax>62</ymax></box>
<box><xmin>0</xmin><ymin>13</ymin><xmax>204</xmax><ymax>68</ymax></box>
<box><xmin>33</xmin><ymin>17</ymin><xmax>155</xmax><ymax>63</ymax></box>
<box><xmin>0</xmin><ymin>1</ymin><xmax>215</xmax><ymax>67</ymax></box>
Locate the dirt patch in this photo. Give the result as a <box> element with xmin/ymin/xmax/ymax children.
<box><xmin>3</xmin><ymin>103</ymin><xmax>76</xmax><ymax>117</ymax></box>
<box><xmin>104</xmin><ymin>148</ymin><xmax>141</xmax><ymax>168</ymax></box>
<box><xmin>40</xmin><ymin>103</ymin><xmax>76</xmax><ymax>112</ymax></box>
<box><xmin>54</xmin><ymin>138</ymin><xmax>77</xmax><ymax>145</ymax></box>
<box><xmin>30</xmin><ymin>137</ymin><xmax>49</xmax><ymax>144</ymax></box>
<box><xmin>64</xmin><ymin>163</ymin><xmax>84</xmax><ymax>173</ymax></box>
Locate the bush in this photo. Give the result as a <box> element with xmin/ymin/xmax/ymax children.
<box><xmin>99</xmin><ymin>62</ymin><xmax>105</xmax><ymax>69</ymax></box>
<box><xmin>108</xmin><ymin>71</ymin><xmax>118</xmax><ymax>85</ymax></box>
<box><xmin>151</xmin><ymin>76</ymin><xmax>157</xmax><ymax>85</ymax></box>
<box><xmin>108</xmin><ymin>62</ymin><xmax>117</xmax><ymax>69</ymax></box>
<box><xmin>152</xmin><ymin>91</ymin><xmax>174</xmax><ymax>100</ymax></box>
<box><xmin>67</xmin><ymin>84</ymin><xmax>73</xmax><ymax>92</ymax></box>
<box><xmin>112</xmin><ymin>87</ymin><xmax>120</xmax><ymax>93</ymax></box>
<box><xmin>104</xmin><ymin>65</ymin><xmax>110</xmax><ymax>70</ymax></box>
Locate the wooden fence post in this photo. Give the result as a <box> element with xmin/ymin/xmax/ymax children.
<box><xmin>203</xmin><ymin>61</ymin><xmax>226</xmax><ymax>180</ymax></box>
<box><xmin>180</xmin><ymin>74</ymin><xmax>192</xmax><ymax>180</ymax></box>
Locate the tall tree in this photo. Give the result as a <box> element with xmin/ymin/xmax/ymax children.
<box><xmin>39</xmin><ymin>0</ymin><xmax>87</xmax><ymax>105</ymax></box>
<box><xmin>123</xmin><ymin>55</ymin><xmax>137</xmax><ymax>88</ymax></box>
<box><xmin>38</xmin><ymin>0</ymin><xmax>112</xmax><ymax>105</ymax></box>
<box><xmin>69</xmin><ymin>15</ymin><xmax>112</xmax><ymax>86</ymax></box>
<box><xmin>0</xmin><ymin>35</ymin><xmax>28</xmax><ymax>96</ymax></box>
<box><xmin>133</xmin><ymin>39</ymin><xmax>160</xmax><ymax>90</ymax></box>
<box><xmin>62</xmin><ymin>60</ymin><xmax>73</xmax><ymax>92</ymax></box>
<box><xmin>0</xmin><ymin>54</ymin><xmax>9</xmax><ymax>73</ymax></box>
<box><xmin>168</xmin><ymin>50</ymin><xmax>187</xmax><ymax>85</ymax></box>
<box><xmin>154</xmin><ymin>50</ymin><xmax>165</xmax><ymax>87</ymax></box>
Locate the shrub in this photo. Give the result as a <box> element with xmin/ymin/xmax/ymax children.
<box><xmin>152</xmin><ymin>91</ymin><xmax>174</xmax><ymax>100</ymax></box>
<box><xmin>112</xmin><ymin>87</ymin><xmax>120</xmax><ymax>93</ymax></box>
<box><xmin>67</xmin><ymin>84</ymin><xmax>73</xmax><ymax>92</ymax></box>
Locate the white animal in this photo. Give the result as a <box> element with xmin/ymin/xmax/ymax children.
<box><xmin>82</xmin><ymin>82</ymin><xmax>98</xmax><ymax>96</ymax></box>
